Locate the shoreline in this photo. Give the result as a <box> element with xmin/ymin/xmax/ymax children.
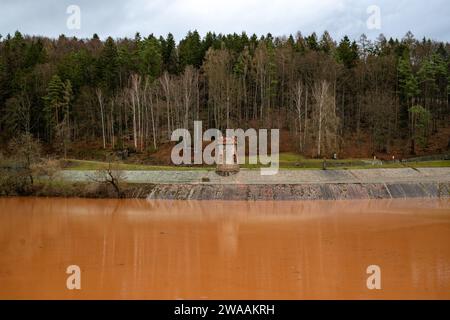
<box><xmin>5</xmin><ymin>167</ymin><xmax>449</xmax><ymax>200</ymax></box>
<box><xmin>146</xmin><ymin>182</ymin><xmax>450</xmax><ymax>201</ymax></box>
<box><xmin>4</xmin><ymin>182</ymin><xmax>450</xmax><ymax>201</ymax></box>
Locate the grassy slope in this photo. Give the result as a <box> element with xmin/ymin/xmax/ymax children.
<box><xmin>64</xmin><ymin>153</ymin><xmax>450</xmax><ymax>171</ymax></box>
<box><xmin>64</xmin><ymin>159</ymin><xmax>213</xmax><ymax>171</ymax></box>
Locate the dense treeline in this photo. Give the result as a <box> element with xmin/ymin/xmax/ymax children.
<box><xmin>0</xmin><ymin>30</ymin><xmax>449</xmax><ymax>159</ymax></box>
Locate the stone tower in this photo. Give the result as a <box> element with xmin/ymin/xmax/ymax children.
<box><xmin>216</xmin><ymin>136</ymin><xmax>240</xmax><ymax>176</ymax></box>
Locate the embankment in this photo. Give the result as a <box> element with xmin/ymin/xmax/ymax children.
<box><xmin>145</xmin><ymin>182</ymin><xmax>450</xmax><ymax>200</ymax></box>
<box><xmin>54</xmin><ymin>167</ymin><xmax>450</xmax><ymax>200</ymax></box>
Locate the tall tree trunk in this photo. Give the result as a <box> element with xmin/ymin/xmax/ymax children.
<box><xmin>96</xmin><ymin>88</ymin><xmax>106</xmax><ymax>149</ymax></box>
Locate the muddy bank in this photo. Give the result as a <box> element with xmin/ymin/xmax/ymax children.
<box><xmin>147</xmin><ymin>182</ymin><xmax>450</xmax><ymax>200</ymax></box>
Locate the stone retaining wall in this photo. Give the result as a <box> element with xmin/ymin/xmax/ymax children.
<box><xmin>146</xmin><ymin>182</ymin><xmax>450</xmax><ymax>201</ymax></box>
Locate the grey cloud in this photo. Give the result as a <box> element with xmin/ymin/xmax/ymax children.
<box><xmin>0</xmin><ymin>0</ymin><xmax>449</xmax><ymax>42</ymax></box>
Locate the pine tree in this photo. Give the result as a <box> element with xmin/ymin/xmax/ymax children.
<box><xmin>161</xmin><ymin>33</ymin><xmax>178</xmax><ymax>74</ymax></box>
<box><xmin>306</xmin><ymin>33</ymin><xmax>319</xmax><ymax>51</ymax></box>
<box><xmin>398</xmin><ymin>56</ymin><xmax>420</xmax><ymax>105</ymax></box>
<box><xmin>97</xmin><ymin>37</ymin><xmax>119</xmax><ymax>93</ymax></box>
<box><xmin>319</xmin><ymin>31</ymin><xmax>335</xmax><ymax>54</ymax></box>
<box><xmin>336</xmin><ymin>36</ymin><xmax>359</xmax><ymax>68</ymax></box>
<box><xmin>418</xmin><ymin>55</ymin><xmax>438</xmax><ymax>109</ymax></box>
<box><xmin>56</xmin><ymin>80</ymin><xmax>72</xmax><ymax>158</ymax></box>
<box><xmin>138</xmin><ymin>35</ymin><xmax>162</xmax><ymax>80</ymax></box>
<box><xmin>179</xmin><ymin>30</ymin><xmax>203</xmax><ymax>69</ymax></box>
<box><xmin>44</xmin><ymin>75</ymin><xmax>65</xmax><ymax>127</ymax></box>
<box><xmin>43</xmin><ymin>76</ymin><xmax>73</xmax><ymax>144</ymax></box>
<box><xmin>409</xmin><ymin>105</ymin><xmax>431</xmax><ymax>152</ymax></box>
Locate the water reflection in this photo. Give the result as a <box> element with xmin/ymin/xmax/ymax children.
<box><xmin>0</xmin><ymin>197</ymin><xmax>449</xmax><ymax>299</ymax></box>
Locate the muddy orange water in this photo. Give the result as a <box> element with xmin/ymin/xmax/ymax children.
<box><xmin>0</xmin><ymin>197</ymin><xmax>449</xmax><ymax>300</ymax></box>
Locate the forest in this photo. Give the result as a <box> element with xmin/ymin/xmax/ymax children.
<box><xmin>0</xmin><ymin>30</ymin><xmax>449</xmax><ymax>163</ymax></box>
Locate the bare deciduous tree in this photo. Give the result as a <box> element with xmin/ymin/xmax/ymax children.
<box><xmin>312</xmin><ymin>80</ymin><xmax>339</xmax><ymax>157</ymax></box>
<box><xmin>90</xmin><ymin>162</ymin><xmax>127</xmax><ymax>198</ymax></box>
<box><xmin>293</xmin><ymin>80</ymin><xmax>304</xmax><ymax>151</ymax></box>
<box><xmin>96</xmin><ymin>88</ymin><xmax>106</xmax><ymax>149</ymax></box>
<box><xmin>8</xmin><ymin>132</ymin><xmax>42</xmax><ymax>185</ymax></box>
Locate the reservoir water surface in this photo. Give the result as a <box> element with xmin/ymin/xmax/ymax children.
<box><xmin>0</xmin><ymin>197</ymin><xmax>449</xmax><ymax>299</ymax></box>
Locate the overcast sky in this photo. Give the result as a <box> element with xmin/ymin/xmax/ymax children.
<box><xmin>1</xmin><ymin>0</ymin><xmax>449</xmax><ymax>42</ymax></box>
